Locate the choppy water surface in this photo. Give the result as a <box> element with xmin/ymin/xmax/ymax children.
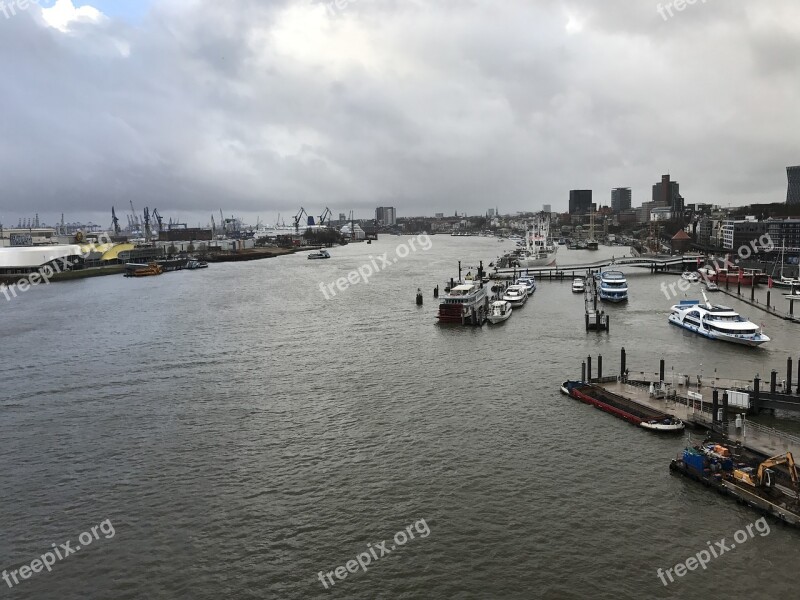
<box><xmin>1</xmin><ymin>236</ymin><xmax>797</xmax><ymax>599</ymax></box>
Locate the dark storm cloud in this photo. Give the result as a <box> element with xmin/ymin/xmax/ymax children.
<box><xmin>0</xmin><ymin>0</ymin><xmax>798</xmax><ymax>228</ymax></box>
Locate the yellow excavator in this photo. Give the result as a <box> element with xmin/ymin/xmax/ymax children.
<box><xmin>733</xmin><ymin>452</ymin><xmax>799</xmax><ymax>492</ymax></box>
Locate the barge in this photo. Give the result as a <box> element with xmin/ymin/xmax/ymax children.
<box><xmin>670</xmin><ymin>443</ymin><xmax>800</xmax><ymax>527</ymax></box>
<box><xmin>560</xmin><ymin>381</ymin><xmax>684</xmax><ymax>432</ymax></box>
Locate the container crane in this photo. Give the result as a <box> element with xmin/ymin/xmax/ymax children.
<box><xmin>319</xmin><ymin>207</ymin><xmax>333</xmax><ymax>228</ymax></box>
<box><xmin>152</xmin><ymin>209</ymin><xmax>163</xmax><ymax>234</ymax></box>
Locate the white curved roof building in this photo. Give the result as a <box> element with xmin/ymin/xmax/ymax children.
<box><xmin>0</xmin><ymin>245</ymin><xmax>83</xmax><ymax>273</ymax></box>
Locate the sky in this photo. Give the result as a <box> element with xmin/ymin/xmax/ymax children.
<box><xmin>1</xmin><ymin>0</ymin><xmax>799</xmax><ymax>229</ymax></box>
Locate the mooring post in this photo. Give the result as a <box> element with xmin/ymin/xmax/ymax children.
<box><xmin>797</xmin><ymin>358</ymin><xmax>800</xmax><ymax>394</ymax></box>
<box><xmin>587</xmin><ymin>355</ymin><xmax>592</xmax><ymax>382</ymax></box>
<box><xmin>787</xmin><ymin>357</ymin><xmax>793</xmax><ymax>395</ymax></box>
<box><xmin>751</xmin><ymin>283</ymin><xmax>755</xmax><ymax>301</ymax></box>
<box><xmin>585</xmin><ymin>313</ymin><xmax>589</xmax><ymax>331</ymax></box>
<box><xmin>737</xmin><ymin>279</ymin><xmax>741</xmax><ymax>295</ymax></box>
<box><xmin>606</xmin><ymin>315</ymin><xmax>610</xmax><ymax>333</ymax></box>
<box><xmin>582</xmin><ymin>361</ymin><xmax>586</xmax><ymax>382</ymax></box>
<box><xmin>659</xmin><ymin>358</ymin><xmax>665</xmax><ymax>385</ymax></box>
<box><xmin>722</xmin><ymin>391</ymin><xmax>729</xmax><ymax>425</ymax></box>
<box><xmin>767</xmin><ymin>290</ymin><xmax>771</xmax><ymax>309</ymax></box>
<box><xmin>598</xmin><ymin>354</ymin><xmax>603</xmax><ymax>379</ymax></box>
<box><xmin>770</xmin><ymin>370</ymin><xmax>777</xmax><ymax>394</ymax></box>
<box><xmin>712</xmin><ymin>389</ymin><xmax>719</xmax><ymax>425</ymax></box>
<box><xmin>620</xmin><ymin>347</ymin><xmax>626</xmax><ymax>378</ymax></box>
<box><xmin>752</xmin><ymin>376</ymin><xmax>760</xmax><ymax>414</ymax></box>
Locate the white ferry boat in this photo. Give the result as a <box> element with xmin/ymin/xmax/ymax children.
<box><xmin>487</xmin><ymin>300</ymin><xmax>513</xmax><ymax>324</ymax></box>
<box><xmin>571</xmin><ymin>277</ymin><xmax>585</xmax><ymax>293</ymax></box>
<box><xmin>598</xmin><ymin>270</ymin><xmax>628</xmax><ymax>303</ymax></box>
<box><xmin>668</xmin><ymin>292</ymin><xmax>770</xmax><ymax>347</ymax></box>
<box><xmin>502</xmin><ymin>284</ymin><xmax>528</xmax><ymax>308</ymax></box>
<box><xmin>437</xmin><ymin>281</ymin><xmax>489</xmax><ymax>324</ymax></box>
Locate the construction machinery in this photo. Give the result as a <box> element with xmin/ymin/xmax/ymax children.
<box><xmin>733</xmin><ymin>452</ymin><xmax>799</xmax><ymax>491</ymax></box>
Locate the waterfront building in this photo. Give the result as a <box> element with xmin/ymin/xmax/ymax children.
<box><xmin>766</xmin><ymin>218</ymin><xmax>800</xmax><ymax>250</ymax></box>
<box><xmin>721</xmin><ymin>218</ymin><xmax>767</xmax><ymax>251</ymax></box>
<box><xmin>611</xmin><ymin>188</ymin><xmax>632</xmax><ymax>213</ymax></box>
<box><xmin>569</xmin><ymin>190</ymin><xmax>592</xmax><ymax>215</ymax></box>
<box><xmin>787</xmin><ymin>166</ymin><xmax>800</xmax><ymax>205</ymax></box>
<box><xmin>376</xmin><ymin>207</ymin><xmax>397</xmax><ymax>226</ymax></box>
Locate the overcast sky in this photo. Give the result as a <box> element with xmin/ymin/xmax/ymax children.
<box><xmin>1</xmin><ymin>0</ymin><xmax>798</xmax><ymax>228</ymax></box>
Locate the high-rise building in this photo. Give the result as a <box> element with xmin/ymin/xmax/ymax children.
<box><xmin>610</xmin><ymin>188</ymin><xmax>631</xmax><ymax>213</ymax></box>
<box><xmin>787</xmin><ymin>166</ymin><xmax>800</xmax><ymax>205</ymax></box>
<box><xmin>375</xmin><ymin>207</ymin><xmax>396</xmax><ymax>226</ymax></box>
<box><xmin>569</xmin><ymin>190</ymin><xmax>592</xmax><ymax>215</ymax></box>
<box><xmin>652</xmin><ymin>174</ymin><xmax>683</xmax><ymax>216</ymax></box>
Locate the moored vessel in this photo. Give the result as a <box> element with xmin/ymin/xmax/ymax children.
<box><xmin>437</xmin><ymin>281</ymin><xmax>489</xmax><ymax>324</ymax></box>
<box><xmin>502</xmin><ymin>284</ymin><xmax>528</xmax><ymax>308</ymax></box>
<box><xmin>598</xmin><ymin>270</ymin><xmax>628</xmax><ymax>303</ymax></box>
<box><xmin>307</xmin><ymin>249</ymin><xmax>331</xmax><ymax>260</ymax></box>
<box><xmin>668</xmin><ymin>291</ymin><xmax>769</xmax><ymax>347</ymax></box>
<box><xmin>487</xmin><ymin>300</ymin><xmax>512</xmax><ymax>324</ymax></box>
<box><xmin>571</xmin><ymin>277</ymin><xmax>585</xmax><ymax>293</ymax></box>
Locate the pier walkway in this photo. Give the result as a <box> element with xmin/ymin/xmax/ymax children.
<box><xmin>492</xmin><ymin>253</ymin><xmax>704</xmax><ymax>278</ymax></box>
<box><xmin>597</xmin><ymin>380</ymin><xmax>800</xmax><ymax>457</ymax></box>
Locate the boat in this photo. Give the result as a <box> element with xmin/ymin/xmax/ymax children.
<box><xmin>571</xmin><ymin>277</ymin><xmax>585</xmax><ymax>293</ymax></box>
<box><xmin>186</xmin><ymin>259</ymin><xmax>208</xmax><ymax>269</ymax></box>
<box><xmin>307</xmin><ymin>249</ymin><xmax>331</xmax><ymax>260</ymax></box>
<box><xmin>681</xmin><ymin>271</ymin><xmax>700</xmax><ymax>282</ymax></box>
<box><xmin>769</xmin><ymin>241</ymin><xmax>800</xmax><ymax>289</ymax></box>
<box><xmin>668</xmin><ymin>291</ymin><xmax>770</xmax><ymax>347</ymax></box>
<box><xmin>502</xmin><ymin>284</ymin><xmax>528</xmax><ymax>307</ymax></box>
<box><xmin>702</xmin><ymin>266</ymin><xmax>755</xmax><ymax>286</ymax></box>
<box><xmin>705</xmin><ymin>282</ymin><xmax>719</xmax><ymax>292</ymax></box>
<box><xmin>514</xmin><ymin>276</ymin><xmax>537</xmax><ymax>295</ymax></box>
<box><xmin>586</xmin><ymin>240</ymin><xmax>599</xmax><ymax>251</ymax></box>
<box><xmin>516</xmin><ymin>216</ymin><xmax>558</xmax><ymax>268</ymax></box>
<box><xmin>670</xmin><ymin>443</ymin><xmax>800</xmax><ymax>527</ymax></box>
<box><xmin>598</xmin><ymin>270</ymin><xmax>628</xmax><ymax>303</ymax></box>
<box><xmin>437</xmin><ymin>281</ymin><xmax>489</xmax><ymax>324</ymax></box>
<box><xmin>124</xmin><ymin>262</ymin><xmax>163</xmax><ymax>277</ymax></box>
<box><xmin>487</xmin><ymin>300</ymin><xmax>513</xmax><ymax>324</ymax></box>
<box><xmin>576</xmin><ymin>240</ymin><xmax>588</xmax><ymax>250</ymax></box>
<box><xmin>561</xmin><ymin>381</ymin><xmax>684</xmax><ymax>432</ymax></box>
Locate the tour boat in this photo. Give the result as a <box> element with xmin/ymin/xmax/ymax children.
<box><xmin>487</xmin><ymin>300</ymin><xmax>513</xmax><ymax>324</ymax></box>
<box><xmin>515</xmin><ymin>276</ymin><xmax>537</xmax><ymax>295</ymax></box>
<box><xmin>598</xmin><ymin>270</ymin><xmax>628</xmax><ymax>303</ymax></box>
<box><xmin>668</xmin><ymin>291</ymin><xmax>769</xmax><ymax>347</ymax></box>
<box><xmin>502</xmin><ymin>284</ymin><xmax>528</xmax><ymax>308</ymax></box>
<box><xmin>571</xmin><ymin>277</ymin><xmax>585</xmax><ymax>293</ymax></box>
<box><xmin>437</xmin><ymin>281</ymin><xmax>489</xmax><ymax>324</ymax></box>
<box><xmin>307</xmin><ymin>250</ymin><xmax>331</xmax><ymax>259</ymax></box>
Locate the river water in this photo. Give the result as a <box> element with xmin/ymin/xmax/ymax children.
<box><xmin>1</xmin><ymin>235</ymin><xmax>797</xmax><ymax>599</ymax></box>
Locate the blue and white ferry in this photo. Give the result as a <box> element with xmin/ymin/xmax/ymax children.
<box><xmin>668</xmin><ymin>292</ymin><xmax>770</xmax><ymax>347</ymax></box>
<box><xmin>598</xmin><ymin>270</ymin><xmax>628</xmax><ymax>303</ymax></box>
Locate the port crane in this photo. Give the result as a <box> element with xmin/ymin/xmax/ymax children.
<box><xmin>293</xmin><ymin>207</ymin><xmax>307</xmax><ymax>234</ymax></box>
<box><xmin>111</xmin><ymin>207</ymin><xmax>121</xmax><ymax>235</ymax></box>
<box><xmin>734</xmin><ymin>452</ymin><xmax>799</xmax><ymax>492</ymax></box>
<box><xmin>152</xmin><ymin>209</ymin><xmax>163</xmax><ymax>234</ymax></box>
<box><xmin>318</xmin><ymin>207</ymin><xmax>332</xmax><ymax>228</ymax></box>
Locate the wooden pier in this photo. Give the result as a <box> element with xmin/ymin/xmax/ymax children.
<box><xmin>584</xmin><ymin>274</ymin><xmax>609</xmax><ymax>331</ymax></box>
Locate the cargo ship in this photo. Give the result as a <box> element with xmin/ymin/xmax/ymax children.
<box><xmin>670</xmin><ymin>442</ymin><xmax>800</xmax><ymax>526</ymax></box>
<box><xmin>560</xmin><ymin>381</ymin><xmax>684</xmax><ymax>432</ymax></box>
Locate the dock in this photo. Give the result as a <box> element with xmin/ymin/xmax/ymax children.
<box><xmin>584</xmin><ymin>274</ymin><xmax>609</xmax><ymax>331</ymax></box>
<box><xmin>577</xmin><ymin>348</ymin><xmax>800</xmax><ymax>458</ymax></box>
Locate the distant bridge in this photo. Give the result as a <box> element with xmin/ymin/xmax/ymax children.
<box><xmin>492</xmin><ymin>254</ymin><xmax>704</xmax><ymax>278</ymax></box>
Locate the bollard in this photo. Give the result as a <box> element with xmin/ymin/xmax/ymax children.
<box><xmin>582</xmin><ymin>361</ymin><xmax>586</xmax><ymax>382</ymax></box>
<box><xmin>620</xmin><ymin>347</ymin><xmax>626</xmax><ymax>378</ymax></box>
<box><xmin>416</xmin><ymin>290</ymin><xmax>423</xmax><ymax>306</ymax></box>
<box><xmin>598</xmin><ymin>355</ymin><xmax>603</xmax><ymax>379</ymax></box>
<box><xmin>433</xmin><ymin>285</ymin><xmax>439</xmax><ymax>299</ymax></box>
<box><xmin>737</xmin><ymin>279</ymin><xmax>741</xmax><ymax>295</ymax></box>
<box><xmin>767</xmin><ymin>290</ymin><xmax>771</xmax><ymax>309</ymax></box>
<box><xmin>659</xmin><ymin>359</ymin><xmax>665</xmax><ymax>384</ymax></box>
<box><xmin>770</xmin><ymin>370</ymin><xmax>777</xmax><ymax>394</ymax></box>
<box><xmin>587</xmin><ymin>356</ymin><xmax>593</xmax><ymax>382</ymax></box>
<box><xmin>753</xmin><ymin>376</ymin><xmax>760</xmax><ymax>414</ymax></box>
<box><xmin>751</xmin><ymin>283</ymin><xmax>755</xmax><ymax>301</ymax></box>
<box><xmin>788</xmin><ymin>357</ymin><xmax>793</xmax><ymax>395</ymax></box>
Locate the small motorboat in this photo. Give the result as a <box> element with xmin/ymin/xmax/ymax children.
<box><xmin>639</xmin><ymin>417</ymin><xmax>685</xmax><ymax>432</ymax></box>
<box><xmin>681</xmin><ymin>271</ymin><xmax>700</xmax><ymax>282</ymax></box>
<box><xmin>572</xmin><ymin>277</ymin><xmax>585</xmax><ymax>293</ymax></box>
<box><xmin>502</xmin><ymin>284</ymin><xmax>528</xmax><ymax>307</ymax></box>
<box><xmin>186</xmin><ymin>259</ymin><xmax>208</xmax><ymax>269</ymax></box>
<box><xmin>705</xmin><ymin>282</ymin><xmax>719</xmax><ymax>292</ymax></box>
<box><xmin>515</xmin><ymin>276</ymin><xmax>537</xmax><ymax>295</ymax></box>
<box><xmin>307</xmin><ymin>249</ymin><xmax>331</xmax><ymax>260</ymax></box>
<box><xmin>487</xmin><ymin>300</ymin><xmax>513</xmax><ymax>324</ymax></box>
